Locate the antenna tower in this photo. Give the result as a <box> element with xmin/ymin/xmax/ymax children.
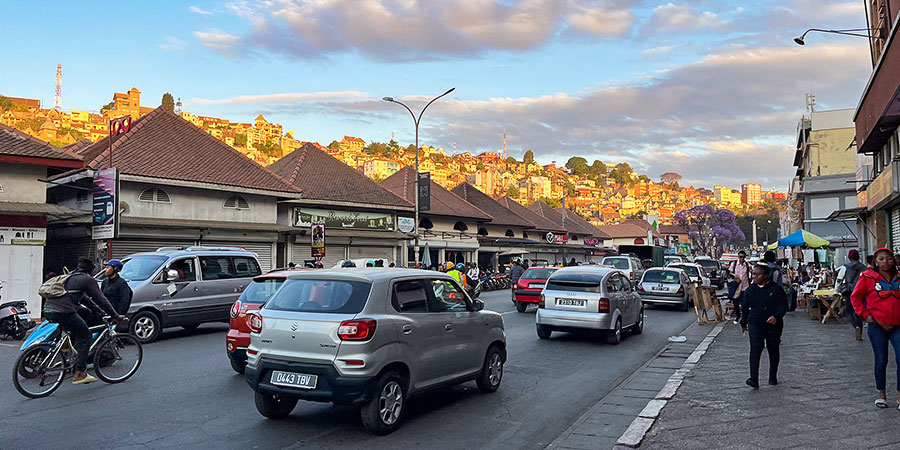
<box><xmin>54</xmin><ymin>64</ymin><xmax>62</xmax><ymax>110</ymax></box>
<box><xmin>503</xmin><ymin>129</ymin><xmax>507</xmax><ymax>160</ymax></box>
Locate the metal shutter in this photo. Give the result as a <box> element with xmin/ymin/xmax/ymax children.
<box><xmin>292</xmin><ymin>242</ymin><xmax>310</xmax><ymax>266</ymax></box>
<box><xmin>322</xmin><ymin>245</ymin><xmax>345</xmax><ymax>268</ymax></box>
<box><xmin>892</xmin><ymin>209</ymin><xmax>900</xmax><ymax>253</ymax></box>
<box><xmin>44</xmin><ymin>236</ymin><xmax>94</xmax><ymax>274</ymax></box>
<box><xmin>111</xmin><ymin>239</ymin><xmax>193</xmax><ymax>260</ymax></box>
<box><xmin>203</xmin><ymin>241</ymin><xmax>274</xmax><ymax>272</ymax></box>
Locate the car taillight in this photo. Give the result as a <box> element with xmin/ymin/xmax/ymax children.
<box><xmin>638</xmin><ymin>283</ymin><xmax>645</xmax><ymax>292</ymax></box>
<box><xmin>677</xmin><ymin>285</ymin><xmax>685</xmax><ymax>294</ymax></box>
<box><xmin>230</xmin><ymin>300</ymin><xmax>241</xmax><ymax>319</ymax></box>
<box><xmin>9</xmin><ymin>307</ymin><xmax>17</xmax><ymax>314</ymax></box>
<box><xmin>598</xmin><ymin>297</ymin><xmax>610</xmax><ymax>313</ymax></box>
<box><xmin>538</xmin><ymin>294</ymin><xmax>545</xmax><ymax>309</ymax></box>
<box><xmin>248</xmin><ymin>312</ymin><xmax>263</xmax><ymax>333</ymax></box>
<box><xmin>517</xmin><ymin>281</ymin><xmax>527</xmax><ymax>289</ymax></box>
<box><xmin>338</xmin><ymin>319</ymin><xmax>376</xmax><ymax>341</ymax></box>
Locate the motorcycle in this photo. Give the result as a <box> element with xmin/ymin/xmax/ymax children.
<box><xmin>0</xmin><ymin>281</ymin><xmax>36</xmax><ymax>340</ymax></box>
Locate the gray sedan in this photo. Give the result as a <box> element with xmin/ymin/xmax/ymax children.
<box><xmin>637</xmin><ymin>268</ymin><xmax>693</xmax><ymax>311</ymax></box>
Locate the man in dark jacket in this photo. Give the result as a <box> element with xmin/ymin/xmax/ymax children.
<box><xmin>837</xmin><ymin>250</ymin><xmax>866</xmax><ymax>341</ymax></box>
<box><xmin>740</xmin><ymin>263</ymin><xmax>788</xmax><ymax>389</ymax></box>
<box><xmin>101</xmin><ymin>259</ymin><xmax>133</xmax><ymax>315</ymax></box>
<box><xmin>44</xmin><ymin>257</ymin><xmax>123</xmax><ymax>385</ymax></box>
<box><xmin>509</xmin><ymin>259</ymin><xmax>525</xmax><ymax>303</ymax></box>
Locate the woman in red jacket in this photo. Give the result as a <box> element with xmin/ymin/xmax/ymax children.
<box><xmin>850</xmin><ymin>248</ymin><xmax>900</xmax><ymax>409</ymax></box>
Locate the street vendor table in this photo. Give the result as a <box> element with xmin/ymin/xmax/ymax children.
<box><xmin>811</xmin><ymin>289</ymin><xmax>843</xmax><ymax>324</ymax></box>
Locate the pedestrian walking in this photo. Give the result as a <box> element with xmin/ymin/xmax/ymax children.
<box><xmin>728</xmin><ymin>250</ymin><xmax>752</xmax><ymax>324</ymax></box>
<box><xmin>850</xmin><ymin>247</ymin><xmax>900</xmax><ymax>409</ymax></box>
<box><xmin>763</xmin><ymin>250</ymin><xmax>783</xmax><ymax>288</ymax></box>
<box><xmin>509</xmin><ymin>259</ymin><xmax>525</xmax><ymax>302</ymax></box>
<box><xmin>740</xmin><ymin>262</ymin><xmax>788</xmax><ymax>389</ymax></box>
<box><xmin>836</xmin><ymin>250</ymin><xmax>866</xmax><ymax>341</ymax></box>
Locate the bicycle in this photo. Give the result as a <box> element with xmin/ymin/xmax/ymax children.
<box><xmin>12</xmin><ymin>316</ymin><xmax>143</xmax><ymax>398</ymax></box>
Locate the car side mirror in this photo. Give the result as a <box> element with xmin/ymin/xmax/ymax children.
<box><xmin>165</xmin><ymin>269</ymin><xmax>179</xmax><ymax>282</ymax></box>
<box><xmin>472</xmin><ymin>299</ymin><xmax>485</xmax><ymax>311</ymax></box>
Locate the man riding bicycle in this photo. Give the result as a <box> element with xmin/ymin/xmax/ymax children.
<box><xmin>43</xmin><ymin>257</ymin><xmax>125</xmax><ymax>385</ymax></box>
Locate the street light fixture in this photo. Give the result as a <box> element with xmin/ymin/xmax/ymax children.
<box><xmin>793</xmin><ymin>28</ymin><xmax>872</xmax><ymax>45</ymax></box>
<box><xmin>383</xmin><ymin>87</ymin><xmax>455</xmax><ymax>268</ymax></box>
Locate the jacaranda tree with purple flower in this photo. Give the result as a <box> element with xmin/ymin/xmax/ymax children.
<box><xmin>674</xmin><ymin>205</ymin><xmax>745</xmax><ymax>255</ymax></box>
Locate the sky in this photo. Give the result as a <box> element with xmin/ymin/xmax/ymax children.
<box><xmin>0</xmin><ymin>0</ymin><xmax>873</xmax><ymax>191</ymax></box>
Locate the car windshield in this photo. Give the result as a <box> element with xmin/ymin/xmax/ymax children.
<box><xmin>672</xmin><ymin>265</ymin><xmax>699</xmax><ymax>277</ymax></box>
<box><xmin>119</xmin><ymin>255</ymin><xmax>168</xmax><ymax>281</ymax></box>
<box><xmin>695</xmin><ymin>260</ymin><xmax>718</xmax><ymax>269</ymax></box>
<box><xmin>265</xmin><ymin>279</ymin><xmax>371</xmax><ymax>314</ymax></box>
<box><xmin>239</xmin><ymin>278</ymin><xmax>285</xmax><ymax>304</ymax></box>
<box><xmin>522</xmin><ymin>268</ymin><xmax>556</xmax><ymax>280</ymax></box>
<box><xmin>546</xmin><ymin>273</ymin><xmax>603</xmax><ymax>293</ymax></box>
<box><xmin>602</xmin><ymin>257</ymin><xmax>629</xmax><ymax>270</ymax></box>
<box><xmin>644</xmin><ymin>270</ymin><xmax>681</xmax><ymax>284</ymax></box>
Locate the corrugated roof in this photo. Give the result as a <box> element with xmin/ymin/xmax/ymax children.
<box><xmin>269</xmin><ymin>143</ymin><xmax>411</xmax><ymax>208</ymax></box>
<box><xmin>450</xmin><ymin>183</ymin><xmax>533</xmax><ymax>228</ymax></box>
<box><xmin>0</xmin><ymin>123</ymin><xmax>82</xmax><ymax>164</ymax></box>
<box><xmin>527</xmin><ymin>201</ymin><xmax>599</xmax><ymax>237</ymax></box>
<box><xmin>381</xmin><ymin>167</ymin><xmax>493</xmax><ymax>221</ymax></box>
<box><xmin>495</xmin><ymin>197</ymin><xmax>565</xmax><ymax>233</ymax></box>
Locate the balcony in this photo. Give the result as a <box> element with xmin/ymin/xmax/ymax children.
<box><xmin>856</xmin><ymin>17</ymin><xmax>900</xmax><ymax>154</ymax></box>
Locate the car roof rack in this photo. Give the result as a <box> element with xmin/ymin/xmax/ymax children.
<box><xmin>155</xmin><ymin>246</ymin><xmax>247</xmax><ymax>252</ymax></box>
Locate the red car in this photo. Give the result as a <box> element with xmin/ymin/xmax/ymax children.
<box><xmin>226</xmin><ymin>270</ymin><xmax>299</xmax><ymax>373</ymax></box>
<box><xmin>513</xmin><ymin>267</ymin><xmax>559</xmax><ymax>312</ymax></box>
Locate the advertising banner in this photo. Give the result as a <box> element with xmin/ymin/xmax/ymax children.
<box><xmin>398</xmin><ymin>217</ymin><xmax>415</xmax><ymax>233</ymax></box>
<box><xmin>417</xmin><ymin>172</ymin><xmax>431</xmax><ymax>211</ymax></box>
<box><xmin>92</xmin><ymin>168</ymin><xmax>118</xmax><ymax>240</ymax></box>
<box><xmin>295</xmin><ymin>208</ymin><xmax>395</xmax><ymax>230</ymax></box>
<box><xmin>0</xmin><ymin>227</ymin><xmax>46</xmax><ymax>246</ymax></box>
<box><xmin>311</xmin><ymin>223</ymin><xmax>325</xmax><ymax>258</ymax></box>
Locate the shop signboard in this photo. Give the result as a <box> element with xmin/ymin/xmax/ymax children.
<box><xmin>545</xmin><ymin>232</ymin><xmax>569</xmax><ymax>244</ymax></box>
<box><xmin>311</xmin><ymin>223</ymin><xmax>325</xmax><ymax>258</ymax></box>
<box><xmin>294</xmin><ymin>207</ymin><xmax>395</xmax><ymax>230</ymax></box>
<box><xmin>674</xmin><ymin>243</ymin><xmax>692</xmax><ymax>255</ymax></box>
<box><xmin>867</xmin><ymin>161</ymin><xmax>897</xmax><ymax>210</ymax></box>
<box><xmin>417</xmin><ymin>172</ymin><xmax>431</xmax><ymax>211</ymax></box>
<box><xmin>0</xmin><ymin>227</ymin><xmax>46</xmax><ymax>246</ymax></box>
<box><xmin>91</xmin><ymin>168</ymin><xmax>119</xmax><ymax>240</ymax></box>
<box><xmin>583</xmin><ymin>237</ymin><xmax>600</xmax><ymax>246</ymax></box>
<box><xmin>398</xmin><ymin>217</ymin><xmax>415</xmax><ymax>233</ymax></box>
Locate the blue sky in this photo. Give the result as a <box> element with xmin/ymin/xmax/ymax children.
<box><xmin>0</xmin><ymin>0</ymin><xmax>872</xmax><ymax>190</ymax></box>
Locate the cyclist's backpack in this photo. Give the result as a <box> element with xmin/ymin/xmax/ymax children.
<box><xmin>38</xmin><ymin>273</ymin><xmax>75</xmax><ymax>299</ymax></box>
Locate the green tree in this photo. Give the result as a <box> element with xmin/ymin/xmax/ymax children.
<box><xmin>161</xmin><ymin>92</ymin><xmax>175</xmax><ymax>112</ymax></box>
<box><xmin>0</xmin><ymin>95</ymin><xmax>13</xmax><ymax>113</ymax></box>
<box><xmin>507</xmin><ymin>185</ymin><xmax>519</xmax><ymax>198</ymax></box>
<box><xmin>638</xmin><ymin>174</ymin><xmax>651</xmax><ymax>182</ymax></box>
<box><xmin>506</xmin><ymin>156</ymin><xmax>517</xmax><ymax>165</ymax></box>
<box><xmin>234</xmin><ymin>134</ymin><xmax>248</xmax><ymax>147</ymax></box>
<box><xmin>368</xmin><ymin>141</ymin><xmax>389</xmax><ymax>156</ymax></box>
<box><xmin>101</xmin><ymin>94</ymin><xmax>115</xmax><ymax>111</ymax></box>
<box><xmin>258</xmin><ymin>141</ymin><xmax>282</xmax><ymax>157</ymax></box>
<box><xmin>57</xmin><ymin>126</ymin><xmax>84</xmax><ymax>141</ymax></box>
<box><xmin>671</xmin><ymin>181</ymin><xmax>680</xmax><ymax>189</ymax></box>
<box><xmin>565</xmin><ymin>157</ymin><xmax>590</xmax><ymax>176</ymax></box>
<box><xmin>590</xmin><ymin>160</ymin><xmax>606</xmax><ymax>177</ymax></box>
<box><xmin>16</xmin><ymin>118</ymin><xmax>44</xmax><ymax>133</ymax></box>
<box><xmin>615</xmin><ymin>162</ymin><xmax>633</xmax><ymax>173</ymax></box>
<box><xmin>524</xmin><ymin>149</ymin><xmax>535</xmax><ymax>164</ymax></box>
<box><xmin>328</xmin><ymin>140</ymin><xmax>341</xmax><ymax>149</ymax></box>
<box><xmin>475</xmin><ymin>161</ymin><xmax>485</xmax><ymax>171</ymax></box>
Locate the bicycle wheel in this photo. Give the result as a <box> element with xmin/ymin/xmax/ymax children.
<box><xmin>13</xmin><ymin>346</ymin><xmax>66</xmax><ymax>398</ymax></box>
<box><xmin>93</xmin><ymin>334</ymin><xmax>142</xmax><ymax>383</ymax></box>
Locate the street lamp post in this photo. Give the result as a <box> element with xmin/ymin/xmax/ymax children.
<box><xmin>383</xmin><ymin>88</ymin><xmax>455</xmax><ymax>268</ymax></box>
<box><xmin>793</xmin><ymin>28</ymin><xmax>872</xmax><ymax>45</ymax></box>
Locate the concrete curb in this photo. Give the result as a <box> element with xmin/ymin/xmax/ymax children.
<box><xmin>613</xmin><ymin>321</ymin><xmax>727</xmax><ymax>449</ymax></box>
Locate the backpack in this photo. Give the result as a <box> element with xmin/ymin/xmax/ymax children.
<box><xmin>38</xmin><ymin>273</ymin><xmax>75</xmax><ymax>299</ymax></box>
<box><xmin>840</xmin><ymin>261</ymin><xmax>865</xmax><ymax>295</ymax></box>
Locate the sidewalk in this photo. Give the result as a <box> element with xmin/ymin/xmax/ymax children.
<box><xmin>640</xmin><ymin>312</ymin><xmax>900</xmax><ymax>450</ymax></box>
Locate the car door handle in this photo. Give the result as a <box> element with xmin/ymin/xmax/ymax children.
<box><xmin>194</xmin><ymin>287</ymin><xmax>200</xmax><ymax>292</ymax></box>
<box><xmin>444</xmin><ymin>324</ymin><xmax>454</xmax><ymax>331</ymax></box>
<box><xmin>401</xmin><ymin>324</ymin><xmax>412</xmax><ymax>334</ymax></box>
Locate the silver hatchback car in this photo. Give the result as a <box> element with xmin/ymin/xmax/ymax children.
<box><xmin>638</xmin><ymin>267</ymin><xmax>693</xmax><ymax>311</ymax></box>
<box><xmin>536</xmin><ymin>267</ymin><xmax>644</xmax><ymax>345</ymax></box>
<box><xmin>244</xmin><ymin>268</ymin><xmax>506</xmax><ymax>434</ymax></box>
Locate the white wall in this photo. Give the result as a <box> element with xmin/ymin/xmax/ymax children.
<box><xmin>0</xmin><ymin>163</ymin><xmax>46</xmax><ymax>203</ymax></box>
<box><xmin>0</xmin><ymin>243</ymin><xmax>43</xmax><ymax>319</ymax></box>
<box><xmin>121</xmin><ymin>182</ymin><xmax>278</xmax><ymax>223</ymax></box>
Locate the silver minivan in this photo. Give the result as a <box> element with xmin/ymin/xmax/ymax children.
<box><xmin>112</xmin><ymin>246</ymin><xmax>262</xmax><ymax>343</ymax></box>
<box><xmin>245</xmin><ymin>268</ymin><xmax>506</xmax><ymax>434</ymax></box>
<box><xmin>536</xmin><ymin>267</ymin><xmax>643</xmax><ymax>345</ymax></box>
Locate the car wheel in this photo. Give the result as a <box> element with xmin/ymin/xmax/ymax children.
<box><xmin>515</xmin><ymin>301</ymin><xmax>527</xmax><ymax>313</ymax></box>
<box><xmin>476</xmin><ymin>347</ymin><xmax>504</xmax><ymax>393</ymax></box>
<box><xmin>536</xmin><ymin>324</ymin><xmax>552</xmax><ymax>339</ymax></box>
<box><xmin>680</xmin><ymin>298</ymin><xmax>690</xmax><ymax>312</ymax></box>
<box><xmin>130</xmin><ymin>311</ymin><xmax>161</xmax><ymax>344</ymax></box>
<box><xmin>632</xmin><ymin>309</ymin><xmax>644</xmax><ymax>334</ymax></box>
<box><xmin>254</xmin><ymin>391</ymin><xmax>297</xmax><ymax>419</ymax></box>
<box><xmin>606</xmin><ymin>318</ymin><xmax>622</xmax><ymax>345</ymax></box>
<box><xmin>229</xmin><ymin>357</ymin><xmax>245</xmax><ymax>374</ymax></box>
<box><xmin>361</xmin><ymin>371</ymin><xmax>406</xmax><ymax>435</ymax></box>
<box><xmin>182</xmin><ymin>323</ymin><xmax>200</xmax><ymax>330</ymax></box>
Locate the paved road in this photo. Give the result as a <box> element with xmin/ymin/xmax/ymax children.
<box><xmin>0</xmin><ymin>289</ymin><xmax>698</xmax><ymax>450</ymax></box>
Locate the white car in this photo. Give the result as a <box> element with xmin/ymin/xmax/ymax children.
<box><xmin>667</xmin><ymin>263</ymin><xmax>711</xmax><ymax>288</ymax></box>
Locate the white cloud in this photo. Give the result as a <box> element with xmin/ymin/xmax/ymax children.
<box><xmin>646</xmin><ymin>3</ymin><xmax>725</xmax><ymax>31</ymax></box>
<box><xmin>188</xmin><ymin>5</ymin><xmax>212</xmax><ymax>15</ymax></box>
<box><xmin>159</xmin><ymin>36</ymin><xmax>188</xmax><ymax>51</ymax></box>
<box><xmin>194</xmin><ymin>29</ymin><xmax>241</xmax><ymax>56</ymax></box>
<box><xmin>566</xmin><ymin>5</ymin><xmax>635</xmax><ymax>37</ymax></box>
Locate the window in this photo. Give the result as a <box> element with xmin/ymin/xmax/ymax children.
<box><xmin>505</xmin><ymin>229</ymin><xmax>515</xmax><ymax>237</ymax></box>
<box><xmin>643</xmin><ymin>270</ymin><xmax>681</xmax><ymax>283</ymax></box>
<box><xmin>121</xmin><ymin>255</ymin><xmax>167</xmax><ymax>282</ymax></box>
<box><xmin>605</xmin><ymin>275</ymin><xmax>622</xmax><ymax>293</ymax></box>
<box><xmin>200</xmin><ymin>256</ymin><xmax>234</xmax><ymax>280</ymax></box>
<box><xmin>232</xmin><ymin>257</ymin><xmax>262</xmax><ymax>277</ymax></box>
<box><xmin>547</xmin><ymin>273</ymin><xmax>604</xmax><ymax>293</ymax></box>
<box><xmin>239</xmin><ymin>277</ymin><xmax>284</xmax><ymax>304</ymax></box>
<box><xmin>809</xmin><ymin>197</ymin><xmax>840</xmax><ymax>219</ymax></box>
<box><xmin>139</xmin><ymin>187</ymin><xmax>171</xmax><ymax>203</ymax></box>
<box><xmin>224</xmin><ymin>195</ymin><xmax>250</xmax><ymax>210</ymax></box>
<box><xmin>845</xmin><ymin>195</ymin><xmax>859</xmax><ymax>209</ymax></box>
<box><xmin>602</xmin><ymin>257</ymin><xmax>630</xmax><ymax>270</ymax></box>
<box><xmin>166</xmin><ymin>258</ymin><xmax>197</xmax><ymax>282</ymax></box>
<box><xmin>453</xmin><ymin>221</ymin><xmax>468</xmax><ymax>232</ymax></box>
<box><xmin>617</xmin><ymin>274</ymin><xmax>632</xmax><ymax>291</ymax></box>
<box><xmin>265</xmin><ymin>279</ymin><xmax>371</xmax><ymax>314</ymax></box>
<box><xmin>430</xmin><ymin>279</ymin><xmax>469</xmax><ymax>312</ymax></box>
<box><xmin>392</xmin><ymin>280</ymin><xmax>429</xmax><ymax>313</ymax></box>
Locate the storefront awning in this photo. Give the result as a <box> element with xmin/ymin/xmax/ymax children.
<box><xmin>826</xmin><ymin>207</ymin><xmax>866</xmax><ymax>221</ymax></box>
<box><xmin>0</xmin><ymin>201</ymin><xmax>89</xmax><ymax>218</ymax></box>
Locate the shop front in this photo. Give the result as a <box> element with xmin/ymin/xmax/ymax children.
<box><xmin>289</xmin><ymin>206</ymin><xmax>405</xmax><ymax>267</ymax></box>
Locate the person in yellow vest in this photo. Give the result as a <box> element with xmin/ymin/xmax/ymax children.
<box><xmin>446</xmin><ymin>262</ymin><xmax>469</xmax><ymax>288</ymax></box>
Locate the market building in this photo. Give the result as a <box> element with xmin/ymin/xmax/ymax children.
<box><xmin>268</xmin><ymin>142</ymin><xmax>413</xmax><ymax>267</ymax></box>
<box><xmin>0</xmin><ymin>124</ymin><xmax>84</xmax><ymax>317</ymax></box>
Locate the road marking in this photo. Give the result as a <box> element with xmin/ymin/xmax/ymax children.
<box><xmin>501</xmin><ymin>311</ymin><xmax>517</xmax><ymax>316</ymax></box>
<box><xmin>0</xmin><ymin>343</ymin><xmax>17</xmax><ymax>348</ymax></box>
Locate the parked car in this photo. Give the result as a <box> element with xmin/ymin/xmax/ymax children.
<box><xmin>535</xmin><ymin>267</ymin><xmax>643</xmax><ymax>345</ymax></box>
<box><xmin>600</xmin><ymin>255</ymin><xmax>646</xmax><ymax>282</ymax></box>
<box><xmin>667</xmin><ymin>263</ymin><xmax>711</xmax><ymax>288</ymax></box>
<box><xmin>227</xmin><ymin>269</ymin><xmax>311</xmax><ymax>374</ymax></box>
<box><xmin>664</xmin><ymin>255</ymin><xmax>686</xmax><ymax>266</ymax></box>
<box><xmin>112</xmin><ymin>246</ymin><xmax>263</xmax><ymax>343</ymax></box>
<box><xmin>694</xmin><ymin>257</ymin><xmax>726</xmax><ymax>288</ymax></box>
<box><xmin>244</xmin><ymin>268</ymin><xmax>506</xmax><ymax>434</ymax></box>
<box><xmin>513</xmin><ymin>267</ymin><xmax>559</xmax><ymax>312</ymax></box>
<box><xmin>637</xmin><ymin>268</ymin><xmax>693</xmax><ymax>311</ymax></box>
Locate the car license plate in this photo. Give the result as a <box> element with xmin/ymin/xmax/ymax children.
<box><xmin>557</xmin><ymin>298</ymin><xmax>585</xmax><ymax>307</ymax></box>
<box><xmin>529</xmin><ymin>283</ymin><xmax>546</xmax><ymax>289</ymax></box>
<box><xmin>17</xmin><ymin>313</ymin><xmax>30</xmax><ymax>321</ymax></box>
<box><xmin>270</xmin><ymin>370</ymin><xmax>318</xmax><ymax>389</ymax></box>
<box><xmin>653</xmin><ymin>285</ymin><xmax>669</xmax><ymax>292</ymax></box>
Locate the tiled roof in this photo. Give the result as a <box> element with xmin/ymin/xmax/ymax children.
<box><xmin>0</xmin><ymin>123</ymin><xmax>82</xmax><ymax>165</ymax></box>
<box><xmin>450</xmin><ymin>183</ymin><xmax>534</xmax><ymax>228</ymax></box>
<box><xmin>268</xmin><ymin>143</ymin><xmax>411</xmax><ymax>208</ymax></box>
<box><xmin>527</xmin><ymin>201</ymin><xmax>599</xmax><ymax>237</ymax></box>
<box><xmin>555</xmin><ymin>207</ymin><xmax>610</xmax><ymax>238</ymax></box>
<box><xmin>381</xmin><ymin>167</ymin><xmax>493</xmax><ymax>221</ymax></box>
<box><xmin>73</xmin><ymin>107</ymin><xmax>300</xmax><ymax>194</ymax></box>
<box><xmin>344</xmin><ymin>136</ymin><xmax>365</xmax><ymax>143</ymax></box>
<box><xmin>495</xmin><ymin>197</ymin><xmax>565</xmax><ymax>233</ymax></box>
<box><xmin>596</xmin><ymin>219</ymin><xmax>662</xmax><ymax>239</ymax></box>
<box><xmin>658</xmin><ymin>224</ymin><xmax>689</xmax><ymax>235</ymax></box>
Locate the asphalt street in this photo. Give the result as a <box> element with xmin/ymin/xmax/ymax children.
<box><xmin>0</xmin><ymin>289</ymin><xmax>697</xmax><ymax>450</ymax></box>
